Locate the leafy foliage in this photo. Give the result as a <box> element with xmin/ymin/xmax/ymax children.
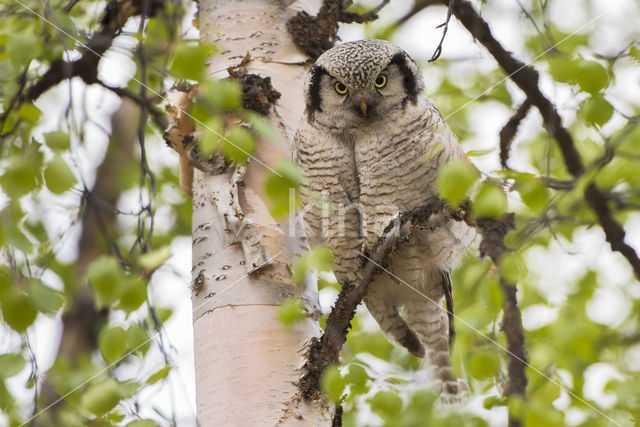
<box><xmin>0</xmin><ymin>0</ymin><xmax>639</xmax><ymax>426</ymax></box>
<box><xmin>0</xmin><ymin>1</ymin><xmax>192</xmax><ymax>424</ymax></box>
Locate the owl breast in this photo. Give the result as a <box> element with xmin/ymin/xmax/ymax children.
<box><xmin>294</xmin><ymin>120</ymin><xmax>364</xmax><ymax>285</ymax></box>
<box><xmin>355</xmin><ymin>96</ymin><xmax>466</xmax><ymax>255</ymax></box>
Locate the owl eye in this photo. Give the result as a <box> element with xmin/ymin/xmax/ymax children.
<box><xmin>374</xmin><ymin>74</ymin><xmax>387</xmax><ymax>88</ymax></box>
<box><xmin>334</xmin><ymin>82</ymin><xmax>348</xmax><ymax>95</ymax></box>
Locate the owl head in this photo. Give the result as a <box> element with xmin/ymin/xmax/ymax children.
<box><xmin>303</xmin><ymin>40</ymin><xmax>425</xmax><ymax>126</ymax></box>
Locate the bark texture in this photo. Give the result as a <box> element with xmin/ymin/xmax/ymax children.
<box><xmin>190</xmin><ymin>0</ymin><xmax>329</xmax><ymax>424</ymax></box>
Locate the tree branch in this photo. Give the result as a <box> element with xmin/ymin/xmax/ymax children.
<box><xmin>96</xmin><ymin>81</ymin><xmax>168</xmax><ymax>129</ymax></box>
<box><xmin>287</xmin><ymin>0</ymin><xmax>393</xmax><ymax>60</ymax></box>
<box><xmin>340</xmin><ymin>0</ymin><xmax>391</xmax><ymax>24</ymax></box>
<box><xmin>299</xmin><ymin>200</ymin><xmax>448</xmax><ymax>401</ymax></box>
<box><xmin>299</xmin><ymin>199</ymin><xmax>526</xmax><ymax>420</ymax></box>
<box><xmin>428</xmin><ymin>0</ymin><xmax>455</xmax><ymax>62</ymax></box>
<box><xmin>24</xmin><ymin>0</ymin><xmax>163</xmax><ymax>101</ymax></box>
<box><xmin>395</xmin><ymin>0</ymin><xmax>442</xmax><ymax>27</ymax></box>
<box><xmin>475</xmin><ymin>217</ymin><xmax>527</xmax><ymax>410</ymax></box>
<box><xmin>442</xmin><ymin>0</ymin><xmax>640</xmax><ymax>280</ymax></box>
<box><xmin>499</xmin><ymin>99</ymin><xmax>531</xmax><ymax>169</ymax></box>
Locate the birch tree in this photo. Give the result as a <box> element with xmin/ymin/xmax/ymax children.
<box><xmin>1</xmin><ymin>1</ymin><xmax>640</xmax><ymax>427</ymax></box>
<box><xmin>175</xmin><ymin>0</ymin><xmax>329</xmax><ymax>423</ymax></box>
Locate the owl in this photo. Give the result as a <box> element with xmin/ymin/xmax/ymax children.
<box><xmin>293</xmin><ymin>40</ymin><xmax>472</xmax><ymax>399</ymax></box>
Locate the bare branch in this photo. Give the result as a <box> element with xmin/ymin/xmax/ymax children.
<box><xmin>442</xmin><ymin>0</ymin><xmax>640</xmax><ymax>280</ymax></box>
<box><xmin>396</xmin><ymin>0</ymin><xmax>442</xmax><ymax>27</ymax></box>
<box><xmin>429</xmin><ymin>0</ymin><xmax>455</xmax><ymax>62</ymax></box>
<box><xmin>96</xmin><ymin>81</ymin><xmax>168</xmax><ymax>129</ymax></box>
<box><xmin>299</xmin><ymin>200</ymin><xmax>448</xmax><ymax>401</ymax></box>
<box><xmin>499</xmin><ymin>99</ymin><xmax>531</xmax><ymax>168</ymax></box>
<box><xmin>299</xmin><ymin>199</ymin><xmax>525</xmax><ymax>414</ymax></box>
<box><xmin>340</xmin><ymin>0</ymin><xmax>391</xmax><ymax>24</ymax></box>
<box><xmin>24</xmin><ymin>0</ymin><xmax>165</xmax><ymax>101</ymax></box>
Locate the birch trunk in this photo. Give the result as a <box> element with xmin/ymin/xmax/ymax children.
<box><xmin>191</xmin><ymin>0</ymin><xmax>329</xmax><ymax>424</ymax></box>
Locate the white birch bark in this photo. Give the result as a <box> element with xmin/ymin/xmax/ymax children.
<box><xmin>190</xmin><ymin>0</ymin><xmax>330</xmax><ymax>425</ymax></box>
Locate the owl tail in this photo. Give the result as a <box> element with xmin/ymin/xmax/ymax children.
<box><xmin>364</xmin><ymin>299</ymin><xmax>426</xmax><ymax>358</ymax></box>
<box><xmin>405</xmin><ymin>297</ymin><xmax>468</xmax><ymax>402</ymax></box>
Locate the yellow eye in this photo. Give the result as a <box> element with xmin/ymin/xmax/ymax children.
<box><xmin>374</xmin><ymin>74</ymin><xmax>387</xmax><ymax>88</ymax></box>
<box><xmin>335</xmin><ymin>82</ymin><xmax>348</xmax><ymax>95</ymax></box>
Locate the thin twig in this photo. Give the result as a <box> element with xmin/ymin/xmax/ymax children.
<box><xmin>429</xmin><ymin>0</ymin><xmax>455</xmax><ymax>62</ymax></box>
<box><xmin>339</xmin><ymin>0</ymin><xmax>391</xmax><ymax>24</ymax></box>
<box><xmin>499</xmin><ymin>99</ymin><xmax>531</xmax><ymax>168</ymax></box>
<box><xmin>95</xmin><ymin>81</ymin><xmax>168</xmax><ymax>129</ymax></box>
<box><xmin>299</xmin><ymin>200</ymin><xmax>447</xmax><ymax>401</ymax></box>
<box><xmin>23</xmin><ymin>0</ymin><xmax>163</xmax><ymax>101</ymax></box>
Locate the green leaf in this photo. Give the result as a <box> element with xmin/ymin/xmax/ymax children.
<box><xmin>138</xmin><ymin>246</ymin><xmax>171</xmax><ymax>270</ymax></box>
<box><xmin>223</xmin><ymin>126</ymin><xmax>255</xmax><ymax>163</ymax></box>
<box><xmin>17</xmin><ymin>103</ymin><xmax>42</xmax><ymax>123</ymax></box>
<box><xmin>51</xmin><ymin>10</ymin><xmax>78</xmax><ymax>47</ymax></box>
<box><xmin>500</xmin><ymin>252</ymin><xmax>527</xmax><ymax>283</ymax></box>
<box><xmin>169</xmin><ymin>41</ymin><xmax>216</xmax><ymax>81</ymax></box>
<box><xmin>483</xmin><ymin>395</ymin><xmax>507</xmax><ymax>409</ymax></box>
<box><xmin>0</xmin><ymin>353</ymin><xmax>26</xmax><ymax>378</ymax></box>
<box><xmin>0</xmin><ymin>159</ymin><xmax>38</xmax><ymax>197</ymax></box>
<box><xmin>246</xmin><ymin>112</ymin><xmax>278</xmax><ymax>140</ymax></box>
<box><xmin>0</xmin><ymin>266</ymin><xmax>10</xmax><ymax>297</ymax></box>
<box><xmin>86</xmin><ymin>256</ymin><xmax>122</xmax><ymax>307</ymax></box>
<box><xmin>437</xmin><ymin>160</ymin><xmax>479</xmax><ymax>206</ymax></box>
<box><xmin>576</xmin><ymin>60</ymin><xmax>609</xmax><ymax>94</ymax></box>
<box><xmin>344</xmin><ymin>364</ymin><xmax>369</xmax><ymax>395</ymax></box>
<box><xmin>7</xmin><ymin>31</ymin><xmax>41</xmax><ymax>68</ymax></box>
<box><xmin>578</xmin><ymin>94</ymin><xmax>613</xmax><ymax>126</ymax></box>
<box><xmin>368</xmin><ymin>390</ymin><xmax>403</xmax><ymax>419</ymax></box>
<box><xmin>276</xmin><ymin>298</ymin><xmax>306</xmax><ymax>328</ymax></box>
<box><xmin>473</xmin><ymin>182</ymin><xmax>507</xmax><ymax>219</ymax></box>
<box><xmin>117</xmin><ymin>276</ymin><xmax>147</xmax><ymax>314</ymax></box>
<box><xmin>469</xmin><ymin>350</ymin><xmax>501</xmax><ymax>380</ymax></box>
<box><xmin>199</xmin><ymin>117</ymin><xmax>225</xmax><ymax>157</ymax></box>
<box><xmin>291</xmin><ymin>247</ymin><xmax>334</xmax><ymax>284</ymax></box>
<box><xmin>25</xmin><ymin>279</ymin><xmax>65</xmax><ymax>314</ymax></box>
<box><xmin>466</xmin><ymin>149</ymin><xmax>495</xmax><ymax>157</ymax></box>
<box><xmin>117</xmin><ymin>380</ymin><xmax>140</xmax><ymax>399</ymax></box>
<box><xmin>126</xmin><ymin>324</ymin><xmax>151</xmax><ymax>356</ymax></box>
<box><xmin>146</xmin><ymin>366</ymin><xmax>171</xmax><ymax>385</ymax></box>
<box><xmin>321</xmin><ymin>366</ymin><xmax>344</xmax><ymax>403</ymax></box>
<box><xmin>201</xmin><ymin>79</ymin><xmax>242</xmax><ymax>112</ymax></box>
<box><xmin>524</xmin><ymin>399</ymin><xmax>564</xmax><ymax>426</ymax></box>
<box><xmin>81</xmin><ymin>379</ymin><xmax>122</xmax><ymax>416</ymax></box>
<box><xmin>548</xmin><ymin>57</ymin><xmax>580</xmax><ymax>84</ymax></box>
<box><xmin>1</xmin><ymin>289</ymin><xmax>37</xmax><ymax>332</ymax></box>
<box><xmin>44</xmin><ymin>155</ymin><xmax>77</xmax><ymax>194</ymax></box>
<box><xmin>264</xmin><ymin>160</ymin><xmax>304</xmax><ymax>218</ymax></box>
<box><xmin>346</xmin><ymin>330</ymin><xmax>394</xmax><ymax>361</ymax></box>
<box><xmin>515</xmin><ymin>175</ymin><xmax>549</xmax><ymax>214</ymax></box>
<box><xmin>99</xmin><ymin>326</ymin><xmax>128</xmax><ymax>364</ymax></box>
<box><xmin>125</xmin><ymin>420</ymin><xmax>157</xmax><ymax>427</ymax></box>
<box><xmin>596</xmin><ymin>157</ymin><xmax>640</xmax><ymax>189</ymax></box>
<box><xmin>44</xmin><ymin>131</ymin><xmax>70</xmax><ymax>152</ymax></box>
<box><xmin>154</xmin><ymin>307</ymin><xmax>173</xmax><ymax>323</ymax></box>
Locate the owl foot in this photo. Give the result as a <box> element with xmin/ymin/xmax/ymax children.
<box><xmin>436</xmin><ymin>378</ymin><xmax>469</xmax><ymax>405</ymax></box>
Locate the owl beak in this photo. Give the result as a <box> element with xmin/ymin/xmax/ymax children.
<box><xmin>359</xmin><ymin>98</ymin><xmax>368</xmax><ymax>117</ymax></box>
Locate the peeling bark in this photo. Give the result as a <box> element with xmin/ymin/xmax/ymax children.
<box><xmin>187</xmin><ymin>0</ymin><xmax>330</xmax><ymax>424</ymax></box>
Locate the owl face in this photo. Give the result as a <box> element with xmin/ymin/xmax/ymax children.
<box><xmin>304</xmin><ymin>40</ymin><xmax>425</xmax><ymax>129</ymax></box>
